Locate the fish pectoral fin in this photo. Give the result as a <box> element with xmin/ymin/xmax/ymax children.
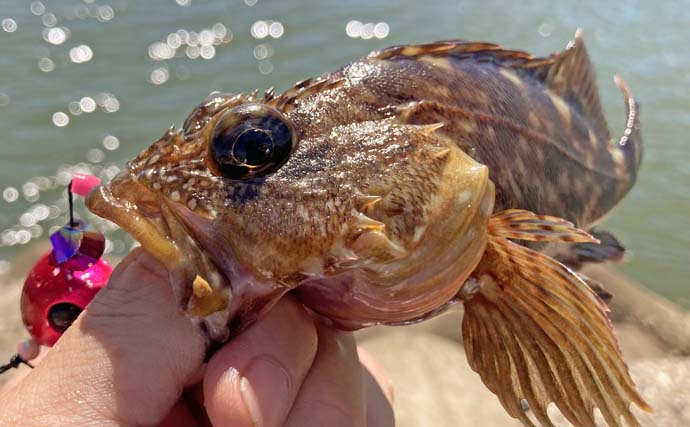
<box><xmin>488</xmin><ymin>209</ymin><xmax>599</xmax><ymax>243</ymax></box>
<box><xmin>460</xmin><ymin>213</ymin><xmax>651</xmax><ymax>427</ymax></box>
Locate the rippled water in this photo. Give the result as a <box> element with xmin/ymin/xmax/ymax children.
<box><xmin>1</xmin><ymin>0</ymin><xmax>688</xmax><ymax>305</ymax></box>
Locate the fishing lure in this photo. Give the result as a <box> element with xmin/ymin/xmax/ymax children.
<box><xmin>1</xmin><ymin>174</ymin><xmax>111</xmax><ymax>373</ymax></box>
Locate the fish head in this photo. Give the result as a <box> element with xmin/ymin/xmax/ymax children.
<box><xmin>86</xmin><ymin>87</ymin><xmax>494</xmax><ymax>338</ymax></box>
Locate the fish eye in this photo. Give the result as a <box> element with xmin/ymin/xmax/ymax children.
<box><xmin>208</xmin><ymin>103</ymin><xmax>296</xmax><ymax>180</ymax></box>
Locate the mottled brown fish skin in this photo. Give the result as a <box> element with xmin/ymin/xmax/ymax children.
<box><xmin>88</xmin><ymin>30</ymin><xmax>642</xmax><ymax>327</ymax></box>
<box><xmin>339</xmin><ymin>34</ymin><xmax>641</xmax><ymax>229</ymax></box>
<box><xmin>85</xmin><ymin>31</ymin><xmax>648</xmax><ymax>427</ymax></box>
<box><xmin>88</xmin><ymin>31</ymin><xmax>642</xmax><ymax>327</ymax></box>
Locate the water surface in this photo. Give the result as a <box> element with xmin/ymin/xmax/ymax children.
<box><xmin>1</xmin><ymin>0</ymin><xmax>688</xmax><ymax>305</ymax></box>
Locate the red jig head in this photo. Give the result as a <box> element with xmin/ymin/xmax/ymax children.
<box><xmin>21</xmin><ymin>221</ymin><xmax>112</xmax><ymax>347</ymax></box>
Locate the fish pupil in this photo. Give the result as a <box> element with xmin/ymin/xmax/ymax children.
<box><xmin>233</xmin><ymin>129</ymin><xmax>274</xmax><ymax>166</ymax></box>
<box><xmin>208</xmin><ymin>103</ymin><xmax>296</xmax><ymax>180</ymax></box>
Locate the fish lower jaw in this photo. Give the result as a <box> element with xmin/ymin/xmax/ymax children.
<box><xmin>86</xmin><ymin>183</ymin><xmax>182</xmax><ymax>270</ymax></box>
<box><xmin>86</xmin><ymin>182</ymin><xmax>236</xmax><ymax>341</ymax></box>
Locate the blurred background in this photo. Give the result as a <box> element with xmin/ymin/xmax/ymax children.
<box><xmin>1</xmin><ymin>1</ymin><xmax>689</xmax><ymax>425</ymax></box>
<box><xmin>0</xmin><ymin>1</ymin><xmax>687</xmax><ymax>301</ymax></box>
<box><xmin>1</xmin><ymin>0</ymin><xmax>688</xmax><ymax>306</ymax></box>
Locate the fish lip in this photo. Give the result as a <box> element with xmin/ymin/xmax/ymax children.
<box><xmin>86</xmin><ymin>181</ymin><xmax>183</xmax><ymax>271</ymax></box>
<box><xmin>162</xmin><ymin>198</ymin><xmax>291</xmax><ymax>335</ymax></box>
<box><xmin>85</xmin><ymin>181</ymin><xmax>227</xmax><ymax>312</ymax></box>
<box><xmin>86</xmin><ymin>179</ymin><xmax>284</xmax><ymax>339</ymax></box>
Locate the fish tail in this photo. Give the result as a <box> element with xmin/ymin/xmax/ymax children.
<box><xmin>528</xmin><ymin>28</ymin><xmax>642</xmax><ymax>188</ymax></box>
<box><xmin>459</xmin><ymin>209</ymin><xmax>651</xmax><ymax>427</ymax></box>
<box><xmin>613</xmin><ymin>74</ymin><xmax>643</xmax><ymax>185</ymax></box>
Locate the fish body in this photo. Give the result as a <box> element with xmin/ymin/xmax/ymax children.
<box><xmin>87</xmin><ymin>30</ymin><xmax>649</xmax><ymax>427</ymax></box>
<box><xmin>341</xmin><ymin>32</ymin><xmax>641</xmax><ymax>228</ymax></box>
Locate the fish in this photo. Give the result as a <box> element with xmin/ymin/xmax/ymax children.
<box><xmin>86</xmin><ymin>29</ymin><xmax>651</xmax><ymax>427</ymax></box>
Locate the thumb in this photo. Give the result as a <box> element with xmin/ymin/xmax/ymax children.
<box><xmin>0</xmin><ymin>249</ymin><xmax>206</xmax><ymax>427</ymax></box>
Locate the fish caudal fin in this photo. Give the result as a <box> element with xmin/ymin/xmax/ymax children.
<box><xmin>613</xmin><ymin>74</ymin><xmax>643</xmax><ymax>184</ymax></box>
<box><xmin>529</xmin><ymin>28</ymin><xmax>611</xmax><ymax>143</ymax></box>
<box><xmin>460</xmin><ymin>209</ymin><xmax>651</xmax><ymax>427</ymax></box>
<box><xmin>537</xmin><ymin>30</ymin><xmax>643</xmax><ymax>184</ymax></box>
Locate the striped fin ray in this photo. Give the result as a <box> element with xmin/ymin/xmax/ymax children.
<box><xmin>461</xmin><ymin>211</ymin><xmax>651</xmax><ymax>427</ymax></box>
<box><xmin>266</xmin><ymin>77</ymin><xmax>345</xmax><ymax>112</ymax></box>
<box><xmin>489</xmin><ymin>209</ymin><xmax>599</xmax><ymax>243</ymax></box>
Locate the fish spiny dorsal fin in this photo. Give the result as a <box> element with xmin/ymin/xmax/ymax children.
<box><xmin>369</xmin><ymin>39</ymin><xmax>533</xmax><ymax>63</ymax></box>
<box><xmin>526</xmin><ymin>28</ymin><xmax>611</xmax><ymax>142</ymax></box>
<box><xmin>267</xmin><ymin>77</ymin><xmax>344</xmax><ymax>112</ymax></box>
<box><xmin>369</xmin><ymin>30</ymin><xmax>611</xmax><ymax>143</ymax></box>
<box><xmin>460</xmin><ymin>209</ymin><xmax>651</xmax><ymax>427</ymax></box>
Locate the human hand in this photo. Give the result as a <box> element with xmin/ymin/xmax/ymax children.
<box><xmin>0</xmin><ymin>249</ymin><xmax>394</xmax><ymax>427</ymax></box>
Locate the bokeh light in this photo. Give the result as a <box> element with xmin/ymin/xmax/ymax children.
<box><xmin>146</xmin><ymin>23</ymin><xmax>232</xmax><ymax>84</ymax></box>
<box><xmin>149</xmin><ymin>42</ymin><xmax>175</xmax><ymax>60</ymax></box>
<box><xmin>1</xmin><ymin>18</ymin><xmax>17</xmax><ymax>33</ymax></box>
<box><xmin>22</xmin><ymin>182</ymin><xmax>39</xmax><ymax>202</ymax></box>
<box><xmin>97</xmin><ymin>6</ymin><xmax>115</xmax><ymax>22</ymax></box>
<box><xmin>30</xmin><ymin>1</ymin><xmax>46</xmax><ymax>16</ymax></box>
<box><xmin>68</xmin><ymin>101</ymin><xmax>83</xmax><ymax>115</ymax></box>
<box><xmin>52</xmin><ymin>112</ymin><xmax>70</xmax><ymax>127</ymax></box>
<box><xmin>2</xmin><ymin>187</ymin><xmax>19</xmax><ymax>203</ymax></box>
<box><xmin>79</xmin><ymin>97</ymin><xmax>97</xmax><ymax>113</ymax></box>
<box><xmin>200</xmin><ymin>45</ymin><xmax>215</xmax><ymax>59</ymax></box>
<box><xmin>268</xmin><ymin>22</ymin><xmax>284</xmax><ymax>38</ymax></box>
<box><xmin>69</xmin><ymin>44</ymin><xmax>94</xmax><ymax>63</ymax></box>
<box><xmin>149</xmin><ymin>67</ymin><xmax>170</xmax><ymax>85</ymax></box>
<box><xmin>100</xmin><ymin>93</ymin><xmax>120</xmax><ymax>113</ymax></box>
<box><xmin>43</xmin><ymin>27</ymin><xmax>69</xmax><ymax>45</ymax></box>
<box><xmin>212</xmin><ymin>23</ymin><xmax>227</xmax><ymax>39</ymax></box>
<box><xmin>251</xmin><ymin>20</ymin><xmax>269</xmax><ymax>39</ymax></box>
<box><xmin>86</xmin><ymin>148</ymin><xmax>105</xmax><ymax>163</ymax></box>
<box><xmin>346</xmin><ymin>20</ymin><xmax>390</xmax><ymax>39</ymax></box>
<box><xmin>102</xmin><ymin>135</ymin><xmax>120</xmax><ymax>151</ymax></box>
<box><xmin>539</xmin><ymin>22</ymin><xmax>555</xmax><ymax>37</ymax></box>
<box><xmin>374</xmin><ymin>22</ymin><xmax>390</xmax><ymax>39</ymax></box>
<box><xmin>258</xmin><ymin>60</ymin><xmax>273</xmax><ymax>75</ymax></box>
<box><xmin>41</xmin><ymin>13</ymin><xmax>56</xmax><ymax>27</ymax></box>
<box><xmin>38</xmin><ymin>57</ymin><xmax>55</xmax><ymax>72</ymax></box>
<box><xmin>253</xmin><ymin>44</ymin><xmax>273</xmax><ymax>60</ymax></box>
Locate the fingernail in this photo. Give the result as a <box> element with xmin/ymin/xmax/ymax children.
<box><xmin>240</xmin><ymin>377</ymin><xmax>262</xmax><ymax>426</ymax></box>
<box><xmin>220</xmin><ymin>367</ymin><xmax>262</xmax><ymax>426</ymax></box>
<box><xmin>241</xmin><ymin>355</ymin><xmax>290</xmax><ymax>427</ymax></box>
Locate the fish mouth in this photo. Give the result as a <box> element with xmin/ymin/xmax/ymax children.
<box><xmin>85</xmin><ymin>178</ymin><xmax>241</xmax><ymax>341</ymax></box>
<box><xmin>86</xmin><ymin>180</ymin><xmax>182</xmax><ymax>270</ymax></box>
